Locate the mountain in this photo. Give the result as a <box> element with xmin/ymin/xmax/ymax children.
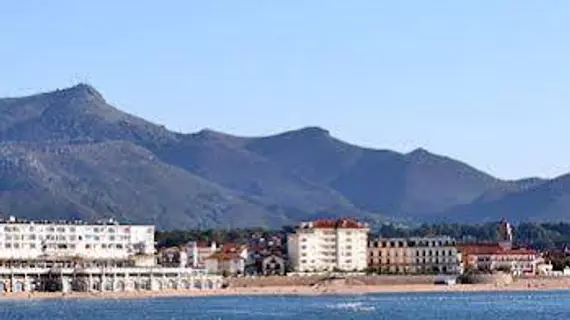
<box><xmin>0</xmin><ymin>84</ymin><xmax>568</xmax><ymax>228</ymax></box>
<box><xmin>436</xmin><ymin>175</ymin><xmax>570</xmax><ymax>223</ymax></box>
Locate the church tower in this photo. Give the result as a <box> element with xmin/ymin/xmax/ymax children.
<box><xmin>498</xmin><ymin>219</ymin><xmax>513</xmax><ymax>250</ymax></box>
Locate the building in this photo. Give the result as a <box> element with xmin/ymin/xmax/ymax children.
<box><xmin>458</xmin><ymin>219</ymin><xmax>544</xmax><ymax>276</ymax></box>
<box><xmin>205</xmin><ymin>252</ymin><xmax>245</xmax><ymax>276</ymax></box>
<box><xmin>157</xmin><ymin>246</ymin><xmax>188</xmax><ymax>268</ymax></box>
<box><xmin>261</xmin><ymin>255</ymin><xmax>286</xmax><ymax>276</ymax></box>
<box><xmin>245</xmin><ymin>246</ymin><xmax>287</xmax><ymax>276</ymax></box>
<box><xmin>204</xmin><ymin>244</ymin><xmax>248</xmax><ymax>276</ymax></box>
<box><xmin>287</xmin><ymin>218</ymin><xmax>369</xmax><ymax>272</ymax></box>
<box><xmin>368</xmin><ymin>237</ymin><xmax>462</xmax><ymax>274</ymax></box>
<box><xmin>186</xmin><ymin>241</ymin><xmax>218</xmax><ymax>269</ymax></box>
<box><xmin>459</xmin><ymin>244</ymin><xmax>543</xmax><ymax>276</ymax></box>
<box><xmin>0</xmin><ymin>216</ymin><xmax>155</xmax><ymax>261</ymax></box>
<box><xmin>0</xmin><ymin>216</ymin><xmax>221</xmax><ymax>294</ymax></box>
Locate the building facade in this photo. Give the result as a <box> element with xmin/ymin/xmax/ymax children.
<box><xmin>368</xmin><ymin>237</ymin><xmax>462</xmax><ymax>274</ymax></box>
<box><xmin>459</xmin><ymin>244</ymin><xmax>543</xmax><ymax>276</ymax></box>
<box><xmin>0</xmin><ymin>216</ymin><xmax>155</xmax><ymax>261</ymax></box>
<box><xmin>287</xmin><ymin>219</ymin><xmax>369</xmax><ymax>272</ymax></box>
<box><xmin>458</xmin><ymin>219</ymin><xmax>544</xmax><ymax>276</ymax></box>
<box><xmin>186</xmin><ymin>241</ymin><xmax>218</xmax><ymax>269</ymax></box>
<box><xmin>0</xmin><ymin>217</ymin><xmax>221</xmax><ymax>294</ymax></box>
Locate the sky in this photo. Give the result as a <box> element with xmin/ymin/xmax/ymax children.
<box><xmin>0</xmin><ymin>1</ymin><xmax>569</xmax><ymax>180</ymax></box>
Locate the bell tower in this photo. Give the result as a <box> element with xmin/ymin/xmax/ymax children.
<box><xmin>498</xmin><ymin>219</ymin><xmax>513</xmax><ymax>250</ymax></box>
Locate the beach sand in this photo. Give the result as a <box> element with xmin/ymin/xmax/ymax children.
<box><xmin>1</xmin><ymin>277</ymin><xmax>569</xmax><ymax>301</ymax></box>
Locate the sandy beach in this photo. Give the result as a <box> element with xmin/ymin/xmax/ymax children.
<box><xmin>1</xmin><ymin>277</ymin><xmax>569</xmax><ymax>301</ymax></box>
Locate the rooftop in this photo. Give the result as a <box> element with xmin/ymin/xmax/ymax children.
<box><xmin>297</xmin><ymin>218</ymin><xmax>369</xmax><ymax>230</ymax></box>
<box><xmin>0</xmin><ymin>216</ymin><xmax>152</xmax><ymax>226</ymax></box>
<box><xmin>459</xmin><ymin>243</ymin><xmax>539</xmax><ymax>256</ymax></box>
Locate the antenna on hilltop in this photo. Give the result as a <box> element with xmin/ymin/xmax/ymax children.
<box><xmin>70</xmin><ymin>73</ymin><xmax>92</xmax><ymax>87</ymax></box>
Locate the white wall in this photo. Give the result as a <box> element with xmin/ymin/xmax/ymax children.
<box><xmin>0</xmin><ymin>222</ymin><xmax>155</xmax><ymax>261</ymax></box>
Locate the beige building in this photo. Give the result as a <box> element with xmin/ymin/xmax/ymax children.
<box><xmin>287</xmin><ymin>219</ymin><xmax>369</xmax><ymax>272</ymax></box>
<box><xmin>186</xmin><ymin>241</ymin><xmax>218</xmax><ymax>268</ymax></box>
<box><xmin>204</xmin><ymin>244</ymin><xmax>248</xmax><ymax>276</ymax></box>
<box><xmin>368</xmin><ymin>237</ymin><xmax>462</xmax><ymax>274</ymax></box>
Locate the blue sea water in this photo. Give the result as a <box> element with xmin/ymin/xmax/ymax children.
<box><xmin>1</xmin><ymin>291</ymin><xmax>569</xmax><ymax>319</ymax></box>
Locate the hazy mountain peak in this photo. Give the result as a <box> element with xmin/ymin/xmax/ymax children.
<box><xmin>54</xmin><ymin>83</ymin><xmax>105</xmax><ymax>102</ymax></box>
<box><xmin>407</xmin><ymin>147</ymin><xmax>431</xmax><ymax>156</ymax></box>
<box><xmin>296</xmin><ymin>126</ymin><xmax>330</xmax><ymax>135</ymax></box>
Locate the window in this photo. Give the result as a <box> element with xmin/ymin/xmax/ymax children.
<box><xmin>5</xmin><ymin>243</ymin><xmax>11</xmax><ymax>249</ymax></box>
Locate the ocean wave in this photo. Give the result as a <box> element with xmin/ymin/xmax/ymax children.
<box><xmin>326</xmin><ymin>301</ymin><xmax>376</xmax><ymax>312</ymax></box>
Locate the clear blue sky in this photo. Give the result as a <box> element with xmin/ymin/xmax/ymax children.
<box><xmin>1</xmin><ymin>1</ymin><xmax>568</xmax><ymax>179</ymax></box>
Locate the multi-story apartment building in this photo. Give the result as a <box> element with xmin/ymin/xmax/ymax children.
<box><xmin>368</xmin><ymin>237</ymin><xmax>462</xmax><ymax>274</ymax></box>
<box><xmin>0</xmin><ymin>216</ymin><xmax>155</xmax><ymax>262</ymax></box>
<box><xmin>287</xmin><ymin>218</ymin><xmax>369</xmax><ymax>272</ymax></box>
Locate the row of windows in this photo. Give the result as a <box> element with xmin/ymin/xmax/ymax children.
<box><xmin>370</xmin><ymin>240</ymin><xmax>456</xmax><ymax>248</ymax></box>
<box><xmin>1</xmin><ymin>226</ymin><xmax>138</xmax><ymax>234</ymax></box>
<box><xmin>369</xmin><ymin>258</ymin><xmax>458</xmax><ymax>265</ymax></box>
<box><xmin>1</xmin><ymin>243</ymin><xmax>127</xmax><ymax>250</ymax></box>
<box><xmin>3</xmin><ymin>234</ymin><xmax>131</xmax><ymax>242</ymax></box>
<box><xmin>478</xmin><ymin>256</ymin><xmax>535</xmax><ymax>262</ymax></box>
<box><xmin>369</xmin><ymin>249</ymin><xmax>456</xmax><ymax>257</ymax></box>
<box><xmin>300</xmin><ymin>259</ymin><xmax>353</xmax><ymax>264</ymax></box>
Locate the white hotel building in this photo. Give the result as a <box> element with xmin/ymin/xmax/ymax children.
<box><xmin>287</xmin><ymin>219</ymin><xmax>369</xmax><ymax>272</ymax></box>
<box><xmin>0</xmin><ymin>216</ymin><xmax>154</xmax><ymax>261</ymax></box>
<box><xmin>0</xmin><ymin>216</ymin><xmax>221</xmax><ymax>294</ymax></box>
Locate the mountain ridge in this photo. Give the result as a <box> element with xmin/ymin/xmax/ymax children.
<box><xmin>0</xmin><ymin>84</ymin><xmax>568</xmax><ymax>228</ymax></box>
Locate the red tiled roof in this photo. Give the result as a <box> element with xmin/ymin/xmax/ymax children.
<box><xmin>459</xmin><ymin>244</ymin><xmax>538</xmax><ymax>256</ymax></box>
<box><xmin>304</xmin><ymin>218</ymin><xmax>368</xmax><ymax>229</ymax></box>
<box><xmin>221</xmin><ymin>243</ymin><xmax>247</xmax><ymax>253</ymax></box>
<box><xmin>458</xmin><ymin>244</ymin><xmax>503</xmax><ymax>254</ymax></box>
<box><xmin>206</xmin><ymin>252</ymin><xmax>243</xmax><ymax>261</ymax></box>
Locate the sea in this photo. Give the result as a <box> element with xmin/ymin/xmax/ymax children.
<box><xmin>1</xmin><ymin>291</ymin><xmax>569</xmax><ymax>319</ymax></box>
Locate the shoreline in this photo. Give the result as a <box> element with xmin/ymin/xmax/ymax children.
<box><xmin>1</xmin><ymin>279</ymin><xmax>570</xmax><ymax>301</ymax></box>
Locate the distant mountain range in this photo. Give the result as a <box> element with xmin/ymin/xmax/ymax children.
<box><xmin>0</xmin><ymin>84</ymin><xmax>567</xmax><ymax>229</ymax></box>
